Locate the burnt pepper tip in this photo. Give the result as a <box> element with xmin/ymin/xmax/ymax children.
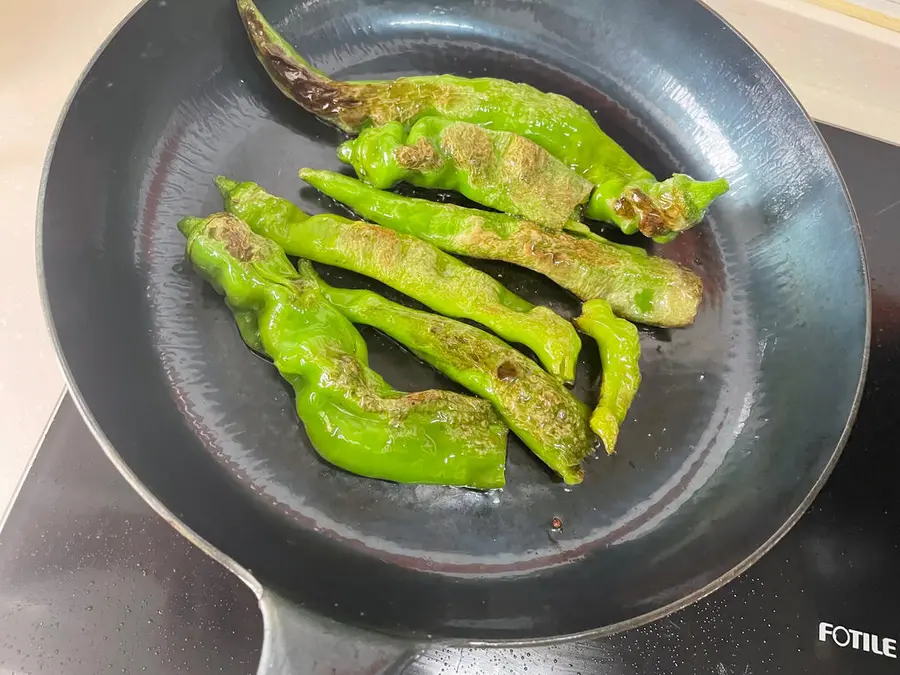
<box><xmin>177</xmin><ymin>216</ymin><xmax>205</xmax><ymax>238</ymax></box>
<box><xmin>214</xmin><ymin>175</ymin><xmax>240</xmax><ymax>196</ymax></box>
<box><xmin>235</xmin><ymin>0</ymin><xmax>255</xmax><ymax>15</ymax></box>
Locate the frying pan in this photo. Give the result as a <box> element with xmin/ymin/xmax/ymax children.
<box><xmin>38</xmin><ymin>0</ymin><xmax>870</xmax><ymax>672</ymax></box>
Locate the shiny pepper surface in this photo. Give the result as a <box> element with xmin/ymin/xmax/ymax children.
<box><xmin>303</xmin><ymin>262</ymin><xmax>593</xmax><ymax>484</ymax></box>
<box><xmin>238</xmin><ymin>0</ymin><xmax>729</xmax><ymax>239</ymax></box>
<box><xmin>178</xmin><ymin>212</ymin><xmax>508</xmax><ymax>488</ymax></box>
<box><xmin>216</xmin><ymin>176</ymin><xmax>582</xmax><ymax>382</ymax></box>
<box><xmin>300</xmin><ymin>169</ymin><xmax>703</xmax><ymax>328</ymax></box>
<box><xmin>338</xmin><ymin>118</ymin><xmax>594</xmax><ymax>231</ymax></box>
<box><xmin>575</xmin><ymin>299</ymin><xmax>642</xmax><ymax>454</ymax></box>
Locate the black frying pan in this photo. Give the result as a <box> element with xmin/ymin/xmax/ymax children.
<box><xmin>38</xmin><ymin>0</ymin><xmax>870</xmax><ymax>672</ymax></box>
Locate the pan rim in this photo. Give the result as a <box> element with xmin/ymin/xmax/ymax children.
<box><xmin>35</xmin><ymin>0</ymin><xmax>872</xmax><ymax>648</ymax></box>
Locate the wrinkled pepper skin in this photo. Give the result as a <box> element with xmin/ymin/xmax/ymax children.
<box><xmin>300</xmin><ymin>262</ymin><xmax>593</xmax><ymax>484</ymax></box>
<box><xmin>575</xmin><ymin>300</ymin><xmax>642</xmax><ymax>454</ymax></box>
<box><xmin>300</xmin><ymin>170</ymin><xmax>703</xmax><ymax>328</ymax></box>
<box><xmin>178</xmin><ymin>213</ymin><xmax>508</xmax><ymax>488</ymax></box>
<box><xmin>237</xmin><ymin>0</ymin><xmax>729</xmax><ymax>239</ymax></box>
<box><xmin>586</xmin><ymin>173</ymin><xmax>729</xmax><ymax>241</ymax></box>
<box><xmin>215</xmin><ymin>177</ymin><xmax>581</xmax><ymax>382</ymax></box>
<box><xmin>337</xmin><ymin>118</ymin><xmax>594</xmax><ymax>231</ymax></box>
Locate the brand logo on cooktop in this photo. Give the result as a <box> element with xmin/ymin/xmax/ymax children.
<box><xmin>819</xmin><ymin>622</ymin><xmax>897</xmax><ymax>659</ymax></box>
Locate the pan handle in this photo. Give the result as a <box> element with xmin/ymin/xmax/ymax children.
<box><xmin>256</xmin><ymin>589</ymin><xmax>418</xmax><ymax>675</ymax></box>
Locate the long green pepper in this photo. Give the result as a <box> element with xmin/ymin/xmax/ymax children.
<box><xmin>575</xmin><ymin>300</ymin><xmax>642</xmax><ymax>454</ymax></box>
<box><xmin>300</xmin><ymin>170</ymin><xmax>703</xmax><ymax>328</ymax></box>
<box><xmin>215</xmin><ymin>176</ymin><xmax>582</xmax><ymax>382</ymax></box>
<box><xmin>177</xmin><ymin>213</ymin><xmax>508</xmax><ymax>488</ymax></box>
<box><xmin>337</xmin><ymin>118</ymin><xmax>594</xmax><ymax>232</ymax></box>
<box><xmin>301</xmin><ymin>262</ymin><xmax>594</xmax><ymax>484</ymax></box>
<box><xmin>237</xmin><ymin>0</ymin><xmax>729</xmax><ymax>239</ymax></box>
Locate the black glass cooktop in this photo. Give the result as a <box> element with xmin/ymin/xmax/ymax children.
<box><xmin>1</xmin><ymin>124</ymin><xmax>898</xmax><ymax>674</ymax></box>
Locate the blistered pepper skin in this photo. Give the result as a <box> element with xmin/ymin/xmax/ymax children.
<box><xmin>337</xmin><ymin>118</ymin><xmax>594</xmax><ymax>231</ymax></box>
<box><xmin>237</xmin><ymin>0</ymin><xmax>728</xmax><ymax>239</ymax></box>
<box><xmin>215</xmin><ymin>177</ymin><xmax>581</xmax><ymax>382</ymax></box>
<box><xmin>575</xmin><ymin>299</ymin><xmax>642</xmax><ymax>454</ymax></box>
<box><xmin>301</xmin><ymin>262</ymin><xmax>593</xmax><ymax>484</ymax></box>
<box><xmin>178</xmin><ymin>213</ymin><xmax>508</xmax><ymax>488</ymax></box>
<box><xmin>586</xmin><ymin>174</ymin><xmax>729</xmax><ymax>241</ymax></box>
<box><xmin>300</xmin><ymin>170</ymin><xmax>703</xmax><ymax>328</ymax></box>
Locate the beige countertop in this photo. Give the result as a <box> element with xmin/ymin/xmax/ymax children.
<box><xmin>1</xmin><ymin>0</ymin><xmax>139</xmax><ymax>522</ymax></box>
<box><xmin>2</xmin><ymin>0</ymin><xmax>898</xmax><ymax>519</ymax></box>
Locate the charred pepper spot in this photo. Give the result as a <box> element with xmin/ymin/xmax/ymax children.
<box><xmin>395</xmin><ymin>137</ymin><xmax>442</xmax><ymax>171</ymax></box>
<box><xmin>613</xmin><ymin>196</ymin><xmax>636</xmax><ymax>219</ymax></box>
<box><xmin>629</xmin><ymin>189</ymin><xmax>655</xmax><ymax>212</ymax></box>
<box><xmin>498</xmin><ymin>134</ymin><xmax>592</xmax><ymax>230</ymax></box>
<box><xmin>621</xmin><ymin>188</ymin><xmax>693</xmax><ymax>238</ymax></box>
<box><xmin>271</xmin><ymin>52</ymin><xmax>362</xmax><ymax>124</ymax></box>
<box><xmin>405</xmin><ymin>390</ymin><xmax>444</xmax><ymax>405</ymax></box>
<box><xmin>358</xmin><ymin>81</ymin><xmax>458</xmax><ymax>129</ymax></box>
<box><xmin>239</xmin><ymin>7</ymin><xmax>270</xmax><ymax>49</ymax></box>
<box><xmin>638</xmin><ymin>211</ymin><xmax>668</xmax><ymax>238</ymax></box>
<box><xmin>242</xmin><ymin>9</ymin><xmax>367</xmax><ymax>132</ymax></box>
<box><xmin>335</xmin><ymin>84</ymin><xmax>383</xmax><ymax>129</ymax></box>
<box><xmin>207</xmin><ymin>217</ymin><xmax>260</xmax><ymax>262</ymax></box>
<box><xmin>440</xmin><ymin>123</ymin><xmax>494</xmax><ymax>176</ymax></box>
<box><xmin>502</xmin><ymin>134</ymin><xmax>546</xmax><ymax>178</ymax></box>
<box><xmin>346</xmin><ymin>222</ymin><xmax>407</xmax><ymax>270</ymax></box>
<box><xmin>496</xmin><ymin>360</ymin><xmax>518</xmax><ymax>381</ymax></box>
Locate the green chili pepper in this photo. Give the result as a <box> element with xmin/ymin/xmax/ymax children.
<box><xmin>575</xmin><ymin>300</ymin><xmax>642</xmax><ymax>454</ymax></box>
<box><xmin>299</xmin><ymin>262</ymin><xmax>593</xmax><ymax>484</ymax></box>
<box><xmin>586</xmin><ymin>174</ymin><xmax>729</xmax><ymax>241</ymax></box>
<box><xmin>337</xmin><ymin>118</ymin><xmax>594</xmax><ymax>232</ymax></box>
<box><xmin>178</xmin><ymin>212</ymin><xmax>508</xmax><ymax>488</ymax></box>
<box><xmin>215</xmin><ymin>176</ymin><xmax>582</xmax><ymax>382</ymax></box>
<box><xmin>299</xmin><ymin>169</ymin><xmax>703</xmax><ymax>328</ymax></box>
<box><xmin>237</xmin><ymin>0</ymin><xmax>729</xmax><ymax>239</ymax></box>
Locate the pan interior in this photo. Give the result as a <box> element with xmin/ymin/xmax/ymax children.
<box><xmin>41</xmin><ymin>0</ymin><xmax>868</xmax><ymax>640</ymax></box>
